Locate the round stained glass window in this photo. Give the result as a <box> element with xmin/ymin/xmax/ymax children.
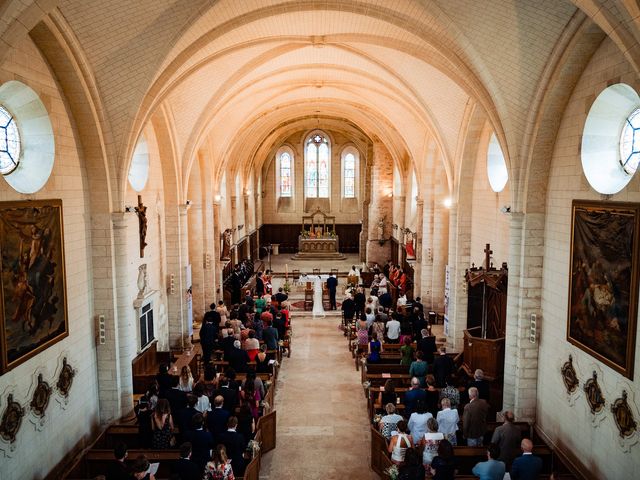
<box><xmin>0</xmin><ymin>105</ymin><xmax>21</xmax><ymax>175</ymax></box>
<box><xmin>619</xmin><ymin>107</ymin><xmax>640</xmax><ymax>175</ymax></box>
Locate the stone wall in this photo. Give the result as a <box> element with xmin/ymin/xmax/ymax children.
<box><xmin>537</xmin><ymin>38</ymin><xmax>640</xmax><ymax>480</ymax></box>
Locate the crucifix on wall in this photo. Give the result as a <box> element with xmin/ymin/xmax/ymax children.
<box><xmin>135</xmin><ymin>195</ymin><xmax>148</xmax><ymax>258</ymax></box>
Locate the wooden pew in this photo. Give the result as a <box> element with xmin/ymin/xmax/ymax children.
<box><xmin>68</xmin><ymin>449</ymin><xmax>180</xmax><ymax>479</ymax></box>
<box><xmin>132</xmin><ymin>340</ymin><xmax>171</xmax><ymax>394</ymax></box>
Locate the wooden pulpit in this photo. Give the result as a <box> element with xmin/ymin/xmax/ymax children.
<box><xmin>463</xmin><ymin>244</ymin><xmax>507</xmax><ymax>381</ymax></box>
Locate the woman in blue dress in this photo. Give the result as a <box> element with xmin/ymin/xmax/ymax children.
<box><xmin>368</xmin><ymin>331</ymin><xmax>382</xmax><ymax>363</ymax></box>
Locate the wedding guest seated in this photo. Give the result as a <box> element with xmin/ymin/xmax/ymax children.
<box><xmin>368</xmin><ymin>331</ymin><xmax>382</xmax><ymax>363</ymax></box>
<box><xmin>273</xmin><ymin>313</ymin><xmax>286</xmax><ymax>341</ymax></box>
<box><xmin>243</xmin><ymin>331</ymin><xmax>260</xmax><ymax>361</ymax></box>
<box><xmin>379</xmin><ymin>403</ymin><xmax>404</xmax><ymax>439</ymax></box>
<box><xmin>510</xmin><ymin>438</ymin><xmax>543</xmax><ymax>480</ymax></box>
<box><xmin>200</xmin><ymin>364</ymin><xmax>218</xmax><ymax>399</ymax></box>
<box><xmin>219</xmin><ymin>416</ymin><xmax>247</xmax><ymax>477</ymax></box>
<box><xmin>134</xmin><ymin>394</ymin><xmax>153</xmax><ymax>448</ymax></box>
<box><xmin>254</xmin><ymin>344</ymin><xmax>271</xmax><ymax>373</ymax></box>
<box><xmin>409</xmin><ymin>351</ymin><xmax>428</xmax><ymax>387</ymax></box>
<box><xmin>214</xmin><ymin>374</ymin><xmax>238</xmax><ymax>414</ymax></box>
<box><xmin>400</xmin><ymin>336</ymin><xmax>415</xmax><ymax>366</ymax></box>
<box><xmin>378</xmin><ymin>379</ymin><xmax>398</xmax><ymax>407</ymax></box>
<box><xmin>151</xmin><ymin>399</ymin><xmax>174</xmax><ymax>449</ymax></box>
<box><xmin>171</xmin><ymin>442</ymin><xmax>200</xmax><ymax>480</ymax></box>
<box><xmin>404</xmin><ymin>377</ymin><xmax>427</xmax><ymax>416</ymax></box>
<box><xmin>106</xmin><ymin>442</ymin><xmax>129</xmax><ymax>480</ymax></box>
<box><xmin>165</xmin><ymin>376</ymin><xmax>187</xmax><ymax>417</ymax></box>
<box><xmin>262</xmin><ymin>317</ymin><xmax>279</xmax><ymax>351</ymax></box>
<box><xmin>417</xmin><ymin>328</ymin><xmax>436</xmax><ymax>363</ymax></box>
<box><xmin>398</xmin><ymin>447</ymin><xmax>426</xmax><ymax>480</ymax></box>
<box><xmin>472</xmin><ymin>443</ymin><xmax>505</xmax><ymax>480</ymax></box>
<box><xmin>239</xmin><ymin>377</ymin><xmax>261</xmax><ymax>420</ymax></box>
<box><xmin>203</xmin><ymin>444</ymin><xmax>234</xmax><ymax>480</ymax></box>
<box><xmin>178</xmin><ymin>365</ymin><xmax>194</xmax><ymax>393</ymax></box>
<box><xmin>388</xmin><ymin>419</ymin><xmax>413</xmax><ymax>465</ymax></box>
<box><xmin>130</xmin><ymin>455</ymin><xmax>156</xmax><ymax>480</ymax></box>
<box><xmin>468</xmin><ymin>369</ymin><xmax>491</xmax><ymax>402</ymax></box>
<box><xmin>206</xmin><ymin>395</ymin><xmax>230</xmax><ymax>438</ymax></box>
<box><xmin>184</xmin><ymin>413</ymin><xmax>213</xmax><ymax>473</ymax></box>
<box><xmin>236</xmin><ymin>403</ymin><xmax>256</xmax><ymax>444</ymax></box>
<box><xmin>422</xmin><ymin>418</ymin><xmax>444</xmax><ymax>467</ymax></box>
<box><xmin>177</xmin><ymin>394</ymin><xmax>199</xmax><ymax>439</ymax></box>
<box><xmin>372</xmin><ymin>315</ymin><xmax>386</xmax><ymax>342</ymax></box>
<box><xmin>424</xmin><ymin>374</ymin><xmax>440</xmax><ymax>417</ymax></box>
<box><xmin>433</xmin><ymin>346</ymin><xmax>455</xmax><ymax>387</ymax></box>
<box><xmin>365</xmin><ymin>307</ymin><xmax>376</xmax><ymax>329</ymax></box>
<box><xmin>228</xmin><ymin>339</ymin><xmax>250</xmax><ymax>373</ymax></box>
<box><xmin>436</xmin><ymin>397</ymin><xmax>459</xmax><ymax>445</ymax></box>
<box><xmin>407</xmin><ymin>399</ymin><xmax>432</xmax><ymax>446</ymax></box>
<box><xmin>156</xmin><ymin>363</ymin><xmax>173</xmax><ymax>398</ymax></box>
<box><xmin>428</xmin><ymin>439</ymin><xmax>456</xmax><ymax>480</ymax></box>
<box><xmin>193</xmin><ymin>383</ymin><xmax>211</xmax><ymax>414</ymax></box>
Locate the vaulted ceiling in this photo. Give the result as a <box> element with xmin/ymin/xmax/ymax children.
<box><xmin>6</xmin><ymin>1</ymin><xmax>638</xmax><ymax>200</ymax></box>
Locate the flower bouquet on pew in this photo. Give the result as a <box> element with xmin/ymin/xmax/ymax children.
<box><xmin>384</xmin><ymin>464</ymin><xmax>399</xmax><ymax>480</ymax></box>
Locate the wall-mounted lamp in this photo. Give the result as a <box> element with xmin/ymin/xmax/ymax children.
<box><xmin>186</xmin><ymin>200</ymin><xmax>192</xmax><ymax>206</ymax></box>
<box><xmin>246</xmin><ymin>189</ymin><xmax>252</xmax><ymax>195</ymax></box>
<box><xmin>443</xmin><ymin>198</ymin><xmax>453</xmax><ymax>208</ymax></box>
<box><xmin>214</xmin><ymin>194</ymin><xmax>222</xmax><ymax>202</ymax></box>
<box><xmin>500</xmin><ymin>205</ymin><xmax>512</xmax><ymax>214</ymax></box>
<box><xmin>124</xmin><ymin>205</ymin><xmax>135</xmax><ymax>213</ymax></box>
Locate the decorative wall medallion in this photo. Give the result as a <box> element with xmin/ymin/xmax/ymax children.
<box><xmin>56</xmin><ymin>357</ymin><xmax>75</xmax><ymax>401</ymax></box>
<box><xmin>0</xmin><ymin>394</ymin><xmax>25</xmax><ymax>445</ymax></box>
<box><xmin>29</xmin><ymin>373</ymin><xmax>51</xmax><ymax>422</ymax></box>
<box><xmin>561</xmin><ymin>355</ymin><xmax>579</xmax><ymax>394</ymax></box>
<box><xmin>583</xmin><ymin>370</ymin><xmax>606</xmax><ymax>420</ymax></box>
<box><xmin>611</xmin><ymin>390</ymin><xmax>637</xmax><ymax>438</ymax></box>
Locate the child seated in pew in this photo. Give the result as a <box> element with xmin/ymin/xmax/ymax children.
<box><xmin>131</xmin><ymin>454</ymin><xmax>157</xmax><ymax>480</ymax></box>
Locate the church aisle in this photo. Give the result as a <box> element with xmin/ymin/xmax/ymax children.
<box><xmin>259</xmin><ymin>314</ymin><xmax>379</xmax><ymax>479</ymax></box>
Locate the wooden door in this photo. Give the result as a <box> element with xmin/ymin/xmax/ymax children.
<box><xmin>257</xmin><ymin>410</ymin><xmax>276</xmax><ymax>453</ymax></box>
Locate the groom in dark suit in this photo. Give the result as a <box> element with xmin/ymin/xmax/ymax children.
<box><xmin>326</xmin><ymin>274</ymin><xmax>338</xmax><ymax>310</ymax></box>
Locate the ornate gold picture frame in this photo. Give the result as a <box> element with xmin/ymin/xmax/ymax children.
<box><xmin>567</xmin><ymin>200</ymin><xmax>639</xmax><ymax>379</ymax></box>
<box><xmin>0</xmin><ymin>200</ymin><xmax>68</xmax><ymax>374</ymax></box>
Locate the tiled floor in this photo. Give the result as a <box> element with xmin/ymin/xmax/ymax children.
<box><xmin>259</xmin><ymin>312</ymin><xmax>380</xmax><ymax>479</ymax></box>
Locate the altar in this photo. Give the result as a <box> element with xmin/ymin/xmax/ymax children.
<box><xmin>291</xmin><ymin>207</ymin><xmax>346</xmax><ymax>260</ymax></box>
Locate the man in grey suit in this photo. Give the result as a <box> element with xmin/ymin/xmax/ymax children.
<box><xmin>472</xmin><ymin>443</ymin><xmax>505</xmax><ymax>480</ymax></box>
<box><xmin>463</xmin><ymin>387</ymin><xmax>489</xmax><ymax>446</ymax></box>
<box><xmin>511</xmin><ymin>438</ymin><xmax>543</xmax><ymax>480</ymax></box>
<box><xmin>491</xmin><ymin>411</ymin><xmax>522</xmax><ymax>470</ymax></box>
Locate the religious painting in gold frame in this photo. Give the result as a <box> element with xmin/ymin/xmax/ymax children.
<box><xmin>567</xmin><ymin>200</ymin><xmax>639</xmax><ymax>379</ymax></box>
<box><xmin>0</xmin><ymin>200</ymin><xmax>68</xmax><ymax>374</ymax></box>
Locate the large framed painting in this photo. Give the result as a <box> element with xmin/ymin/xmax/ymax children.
<box><xmin>0</xmin><ymin>200</ymin><xmax>68</xmax><ymax>373</ymax></box>
<box><xmin>567</xmin><ymin>200</ymin><xmax>640</xmax><ymax>379</ymax></box>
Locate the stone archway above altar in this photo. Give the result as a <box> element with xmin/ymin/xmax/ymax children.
<box><xmin>291</xmin><ymin>207</ymin><xmax>346</xmax><ymax>260</ymax></box>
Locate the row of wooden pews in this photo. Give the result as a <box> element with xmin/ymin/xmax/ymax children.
<box><xmin>63</xmin><ymin>311</ymin><xmax>293</xmax><ymax>479</ymax></box>
<box><xmin>341</xmin><ymin>319</ymin><xmax>579</xmax><ymax>479</ymax></box>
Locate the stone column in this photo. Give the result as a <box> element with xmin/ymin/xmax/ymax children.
<box><xmin>413</xmin><ymin>198</ymin><xmax>425</xmax><ymax>298</ymax></box>
<box><xmin>93</xmin><ymin>212</ymin><xmax>122</xmax><ymax>423</ymax></box>
<box><xmin>366</xmin><ymin>142</ymin><xmax>394</xmax><ymax>264</ymax></box>
<box><xmin>188</xmin><ymin>203</ymin><xmax>205</xmax><ymax>322</ymax></box>
<box><xmin>111</xmin><ymin>212</ymin><xmax>136</xmax><ymax>417</ymax></box>
<box><xmin>166</xmin><ymin>205</ymin><xmax>190</xmax><ymax>350</ymax></box>
<box><xmin>503</xmin><ymin>211</ymin><xmax>543</xmax><ymax>421</ymax></box>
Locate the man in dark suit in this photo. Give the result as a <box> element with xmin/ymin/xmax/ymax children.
<box><xmin>417</xmin><ymin>328</ymin><xmax>436</xmax><ymax>363</ymax></box>
<box><xmin>226</xmin><ymin>340</ymin><xmax>250</xmax><ymax>373</ymax></box>
<box><xmin>326</xmin><ymin>274</ymin><xmax>338</xmax><ymax>309</ymax></box>
<box><xmin>171</xmin><ymin>442</ymin><xmax>201</xmax><ymax>480</ymax></box>
<box><xmin>273</xmin><ymin>287</ymin><xmax>288</xmax><ymax>306</ymax></box>
<box><xmin>214</xmin><ymin>376</ymin><xmax>238</xmax><ymax>413</ymax></box>
<box><xmin>255</xmin><ymin>271</ymin><xmax>265</xmax><ymax>297</ymax></box>
<box><xmin>403</xmin><ymin>377</ymin><xmax>427</xmax><ymax>416</ymax></box>
<box><xmin>468</xmin><ymin>368</ymin><xmax>491</xmax><ymax>402</ymax></box>
<box><xmin>199</xmin><ymin>312</ymin><xmax>218</xmax><ymax>365</ymax></box>
<box><xmin>491</xmin><ymin>411</ymin><xmax>522</xmax><ymax>470</ymax></box>
<box><xmin>463</xmin><ymin>387</ymin><xmax>489</xmax><ymax>446</ymax></box>
<box><xmin>106</xmin><ymin>442</ymin><xmax>129</xmax><ymax>480</ymax></box>
<box><xmin>177</xmin><ymin>395</ymin><xmax>199</xmax><ymax>439</ymax></box>
<box><xmin>433</xmin><ymin>346</ymin><xmax>455</xmax><ymax>387</ymax></box>
<box><xmin>510</xmin><ymin>438</ymin><xmax>543</xmax><ymax>480</ymax></box>
<box><xmin>219</xmin><ymin>416</ymin><xmax>247</xmax><ymax>477</ymax></box>
<box><xmin>342</xmin><ymin>293</ymin><xmax>356</xmax><ymax>321</ymax></box>
<box><xmin>206</xmin><ymin>395</ymin><xmax>230</xmax><ymax>439</ymax></box>
<box><xmin>184</xmin><ymin>414</ymin><xmax>213</xmax><ymax>473</ymax></box>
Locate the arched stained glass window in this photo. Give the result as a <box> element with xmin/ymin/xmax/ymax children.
<box><xmin>305</xmin><ymin>133</ymin><xmax>330</xmax><ymax>198</ymax></box>
<box><xmin>280</xmin><ymin>151</ymin><xmax>292</xmax><ymax>197</ymax></box>
<box><xmin>344</xmin><ymin>152</ymin><xmax>356</xmax><ymax>198</ymax></box>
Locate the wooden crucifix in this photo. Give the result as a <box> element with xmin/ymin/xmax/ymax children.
<box><xmin>484</xmin><ymin>243</ymin><xmax>493</xmax><ymax>270</ymax></box>
<box><xmin>135</xmin><ymin>195</ymin><xmax>148</xmax><ymax>258</ymax></box>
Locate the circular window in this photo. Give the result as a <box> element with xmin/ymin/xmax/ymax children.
<box><xmin>619</xmin><ymin>107</ymin><xmax>640</xmax><ymax>175</ymax></box>
<box><xmin>486</xmin><ymin>133</ymin><xmax>508</xmax><ymax>192</ymax></box>
<box><xmin>0</xmin><ymin>81</ymin><xmax>55</xmax><ymax>193</ymax></box>
<box><xmin>582</xmin><ymin>83</ymin><xmax>640</xmax><ymax>194</ymax></box>
<box><xmin>0</xmin><ymin>105</ymin><xmax>21</xmax><ymax>174</ymax></box>
<box><xmin>128</xmin><ymin>134</ymin><xmax>149</xmax><ymax>192</ymax></box>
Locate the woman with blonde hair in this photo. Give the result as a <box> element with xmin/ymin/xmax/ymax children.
<box><xmin>178</xmin><ymin>365</ymin><xmax>193</xmax><ymax>392</ymax></box>
<box><xmin>203</xmin><ymin>444</ymin><xmax>235</xmax><ymax>479</ymax></box>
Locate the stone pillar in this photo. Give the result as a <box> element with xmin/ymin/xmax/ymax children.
<box><xmin>503</xmin><ymin>211</ymin><xmax>543</xmax><ymax>421</ymax></box>
<box><xmin>366</xmin><ymin>141</ymin><xmax>394</xmax><ymax>264</ymax></box>
<box><xmin>166</xmin><ymin>205</ymin><xmax>190</xmax><ymax>349</ymax></box>
<box><xmin>212</xmin><ymin>199</ymin><xmax>223</xmax><ymax>300</ymax></box>
<box><xmin>188</xmin><ymin>203</ymin><xmax>205</xmax><ymax>323</ymax></box>
<box><xmin>413</xmin><ymin>198</ymin><xmax>425</xmax><ymax>298</ymax></box>
<box><xmin>111</xmin><ymin>213</ymin><xmax>136</xmax><ymax>417</ymax></box>
<box><xmin>93</xmin><ymin>212</ymin><xmax>122</xmax><ymax>423</ymax></box>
